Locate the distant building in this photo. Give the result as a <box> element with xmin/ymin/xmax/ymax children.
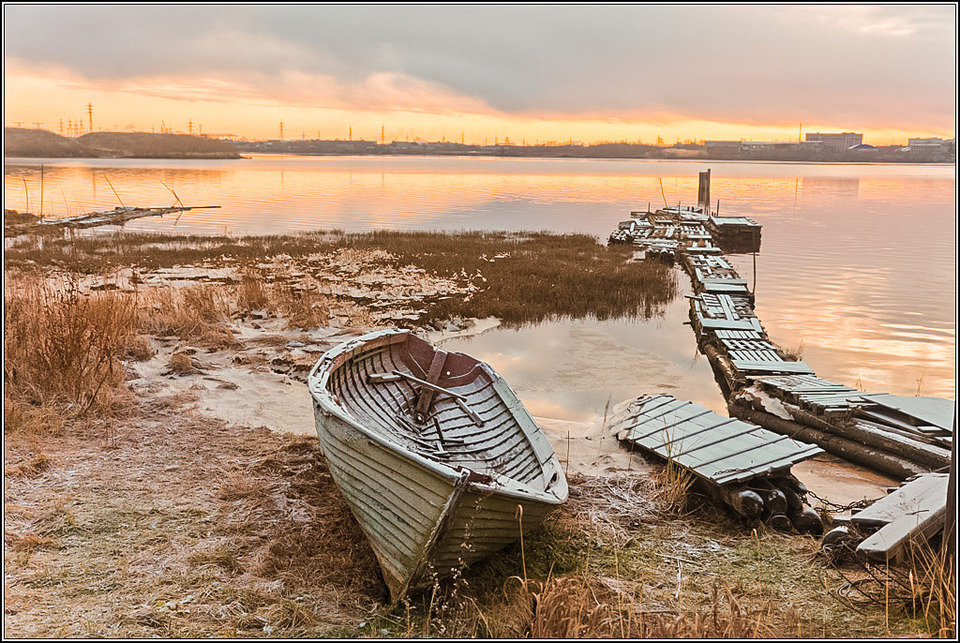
<box><xmin>805</xmin><ymin>132</ymin><xmax>863</xmax><ymax>151</ymax></box>
<box><xmin>907</xmin><ymin>137</ymin><xmax>944</xmax><ymax>147</ymax></box>
<box><xmin>704</xmin><ymin>140</ymin><xmax>741</xmax><ymax>148</ymax></box>
<box><xmin>741</xmin><ymin>141</ymin><xmax>798</xmax><ymax>151</ymax></box>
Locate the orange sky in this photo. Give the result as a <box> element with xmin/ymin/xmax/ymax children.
<box><xmin>5</xmin><ymin>64</ymin><xmax>951</xmax><ymax>146</ymax></box>
<box><xmin>3</xmin><ymin>6</ymin><xmax>956</xmax><ymax>145</ymax></box>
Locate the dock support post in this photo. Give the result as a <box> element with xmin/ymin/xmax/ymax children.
<box><xmin>697</xmin><ymin>169</ymin><xmax>711</xmax><ymax>210</ymax></box>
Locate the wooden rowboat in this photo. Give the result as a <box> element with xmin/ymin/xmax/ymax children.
<box><xmin>307</xmin><ymin>329</ymin><xmax>568</xmax><ymax>599</ymax></box>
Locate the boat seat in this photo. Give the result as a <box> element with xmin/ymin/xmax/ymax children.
<box><xmin>414</xmin><ymin>349</ymin><xmax>448</xmax><ymax>422</ymax></box>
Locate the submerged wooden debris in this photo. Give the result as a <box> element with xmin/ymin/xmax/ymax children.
<box><xmin>611</xmin><ymin>394</ymin><xmax>824</xmax><ymax>533</ymax></box>
<box><xmin>607</xmin><ymin>175</ymin><xmax>954</xmax><ymax>482</ymax></box>
<box><xmin>823</xmin><ymin>473</ymin><xmax>949</xmax><ymax>562</ymax></box>
<box><xmin>4</xmin><ymin>205</ymin><xmax>221</xmax><ymax>234</ymax></box>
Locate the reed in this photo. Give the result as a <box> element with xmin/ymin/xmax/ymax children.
<box><xmin>780</xmin><ymin>339</ymin><xmax>805</xmax><ymax>362</ymax></box>
<box><xmin>137</xmin><ymin>285</ymin><xmax>236</xmax><ymax>347</ymax></box>
<box><xmin>3</xmin><ymin>277</ymin><xmax>137</xmax><ymax>413</ymax></box>
<box><xmin>6</xmin><ymin>230</ymin><xmax>678</xmax><ymax>327</ymax></box>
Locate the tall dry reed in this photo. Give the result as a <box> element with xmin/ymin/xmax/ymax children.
<box><xmin>4</xmin><ymin>277</ymin><xmax>137</xmax><ymax>414</ymax></box>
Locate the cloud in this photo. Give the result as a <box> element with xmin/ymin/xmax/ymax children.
<box><xmin>3</xmin><ymin>5</ymin><xmax>955</xmax><ymax>131</ymax></box>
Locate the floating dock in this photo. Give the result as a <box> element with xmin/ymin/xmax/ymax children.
<box><xmin>608</xmin><ymin>173</ymin><xmax>954</xmax><ymax>482</ymax></box>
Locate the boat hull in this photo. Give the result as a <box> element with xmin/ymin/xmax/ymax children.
<box><xmin>313</xmin><ymin>398</ymin><xmax>561</xmax><ymax>597</ymax></box>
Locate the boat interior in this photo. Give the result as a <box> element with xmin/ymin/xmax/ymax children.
<box><xmin>326</xmin><ymin>332</ymin><xmax>558</xmax><ymax>491</ymax></box>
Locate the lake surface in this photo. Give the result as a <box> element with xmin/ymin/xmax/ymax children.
<box><xmin>5</xmin><ymin>155</ymin><xmax>956</xmax><ymax>417</ymax></box>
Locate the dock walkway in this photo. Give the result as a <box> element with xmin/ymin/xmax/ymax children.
<box><xmin>609</xmin><ymin>203</ymin><xmax>954</xmax><ymax>481</ymax></box>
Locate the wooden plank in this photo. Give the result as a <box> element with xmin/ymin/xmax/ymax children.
<box><xmin>697</xmin><ymin>315</ymin><xmax>766</xmax><ymax>331</ymax></box>
<box><xmin>861</xmin><ymin>394</ymin><xmax>955</xmax><ymax>432</ymax></box>
<box><xmin>729</xmin><ymin>350</ymin><xmax>783</xmax><ymax>363</ymax></box>
<box><xmin>731</xmin><ymin>360</ymin><xmax>814</xmax><ymax>375</ymax></box>
<box><xmin>718</xmin><ymin>294</ymin><xmax>739</xmax><ymax>321</ymax></box>
<box><xmin>721</xmin><ymin>338</ymin><xmax>777</xmax><ymax>352</ymax></box>
<box><xmin>855</xmin><ymin>474</ymin><xmax>949</xmax><ymax>561</ymax></box>
<box><xmin>852</xmin><ymin>474</ymin><xmax>949</xmax><ymax>526</ymax></box>
<box><xmin>715</xmin><ymin>329</ymin><xmax>764</xmax><ymax>340</ymax></box>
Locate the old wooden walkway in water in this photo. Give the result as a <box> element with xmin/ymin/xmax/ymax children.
<box><xmin>608</xmin><ymin>201</ymin><xmax>954</xmax><ymax>483</ymax></box>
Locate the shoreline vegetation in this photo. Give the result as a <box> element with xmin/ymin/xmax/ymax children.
<box><xmin>5</xmin><ymin>127</ymin><xmax>954</xmax><ymax>163</ymax></box>
<box><xmin>4</xmin><ymin>229</ymin><xmax>953</xmax><ymax>637</ymax></box>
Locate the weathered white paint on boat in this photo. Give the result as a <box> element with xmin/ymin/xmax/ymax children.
<box><xmin>307</xmin><ymin>329</ymin><xmax>568</xmax><ymax>598</ymax></box>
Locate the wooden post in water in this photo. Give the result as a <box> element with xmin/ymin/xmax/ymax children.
<box><xmin>752</xmin><ymin>251</ymin><xmax>757</xmax><ymax>296</ymax></box>
<box><xmin>697</xmin><ymin>168</ymin><xmax>711</xmax><ymax>211</ymax></box>
<box><xmin>39</xmin><ymin>164</ymin><xmax>44</xmax><ymax>219</ymax></box>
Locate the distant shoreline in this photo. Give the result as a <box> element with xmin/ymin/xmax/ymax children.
<box><xmin>6</xmin><ymin>127</ymin><xmax>954</xmax><ymax>163</ymax></box>
<box><xmin>4</xmin><ymin>152</ymin><xmax>954</xmax><ymax>166</ymax></box>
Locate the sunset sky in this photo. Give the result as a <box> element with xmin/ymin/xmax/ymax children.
<box><xmin>3</xmin><ymin>4</ymin><xmax>956</xmax><ymax>144</ymax></box>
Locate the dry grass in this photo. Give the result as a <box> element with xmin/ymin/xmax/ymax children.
<box><xmin>488</xmin><ymin>575</ymin><xmax>779</xmax><ymax>638</ymax></box>
<box><xmin>4</xmin><ymin>277</ymin><xmax>137</xmax><ymax>414</ymax></box>
<box><xmin>653</xmin><ymin>457</ymin><xmax>698</xmax><ymax>514</ymax></box>
<box><xmin>236</xmin><ymin>269</ymin><xmax>271</xmax><ymax>311</ymax></box>
<box><xmin>4</xmin><ymin>451</ymin><xmax>54</xmax><ymax>478</ymax></box>
<box><xmin>3</xmin><ymin>396</ymin><xmax>67</xmax><ymax>437</ymax></box>
<box><xmin>780</xmin><ymin>340</ymin><xmax>805</xmax><ymax>362</ymax></box>
<box><xmin>265</xmin><ymin>283</ymin><xmax>331</xmax><ymax>330</ymax></box>
<box><xmin>3</xmin><ymin>398</ymin><xmax>381</xmax><ymax>638</ymax></box>
<box><xmin>124</xmin><ymin>335</ymin><xmax>155</xmax><ymax>361</ymax></box>
<box><xmin>217</xmin><ymin>471</ymin><xmax>263</xmax><ymax>501</ymax></box>
<box><xmin>6</xmin><ymin>533</ymin><xmax>58</xmax><ymax>554</ymax></box>
<box><xmin>902</xmin><ymin>540</ymin><xmax>956</xmax><ymax>637</ymax></box>
<box><xmin>137</xmin><ymin>284</ymin><xmax>236</xmax><ymax>348</ymax></box>
<box><xmin>166</xmin><ymin>352</ymin><xmax>204</xmax><ymax>375</ymax></box>
<box><xmin>843</xmin><ymin>539</ymin><xmax>958</xmax><ymax>637</ymax></box>
<box><xmin>6</xmin><ymin>230</ymin><xmax>678</xmax><ymax>327</ymax></box>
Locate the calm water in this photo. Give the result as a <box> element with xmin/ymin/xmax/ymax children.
<box><xmin>5</xmin><ymin>155</ymin><xmax>956</xmax><ymax>418</ymax></box>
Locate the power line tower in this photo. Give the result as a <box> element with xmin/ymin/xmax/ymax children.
<box><xmin>380</xmin><ymin>124</ymin><xmax>385</xmax><ymax>144</ymax></box>
<box><xmin>279</xmin><ymin>121</ymin><xmax>284</xmax><ymax>140</ymax></box>
<box><xmin>188</xmin><ymin>119</ymin><xmax>193</xmax><ymax>135</ymax></box>
<box><xmin>348</xmin><ymin>126</ymin><xmax>352</xmax><ymax>141</ymax></box>
<box><xmin>59</xmin><ymin>118</ymin><xmax>64</xmax><ymax>134</ymax></box>
<box><xmin>87</xmin><ymin>102</ymin><xmax>93</xmax><ymax>132</ymax></box>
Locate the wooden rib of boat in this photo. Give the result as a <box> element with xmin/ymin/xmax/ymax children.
<box><xmin>307</xmin><ymin>329</ymin><xmax>568</xmax><ymax>599</ymax></box>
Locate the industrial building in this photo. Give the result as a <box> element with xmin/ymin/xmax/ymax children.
<box><xmin>804</xmin><ymin>132</ymin><xmax>863</xmax><ymax>151</ymax></box>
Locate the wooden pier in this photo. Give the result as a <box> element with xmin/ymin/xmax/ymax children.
<box><xmin>608</xmin><ymin>177</ymin><xmax>954</xmax><ymax>483</ymax></box>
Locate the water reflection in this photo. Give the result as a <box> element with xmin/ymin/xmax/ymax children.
<box><xmin>800</xmin><ymin>176</ymin><xmax>860</xmax><ymax>198</ymax></box>
<box><xmin>438</xmin><ymin>282</ymin><xmax>728</xmax><ymax>423</ymax></box>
